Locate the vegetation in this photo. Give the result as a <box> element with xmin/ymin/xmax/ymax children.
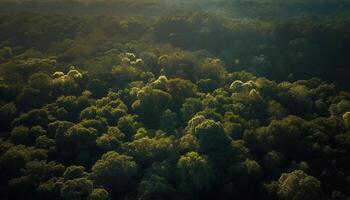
<box><xmin>0</xmin><ymin>1</ymin><xmax>350</xmax><ymax>200</ymax></box>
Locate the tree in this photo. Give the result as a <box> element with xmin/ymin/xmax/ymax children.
<box><xmin>9</xmin><ymin>126</ymin><xmax>30</xmax><ymax>145</ymax></box>
<box><xmin>279</xmin><ymin>85</ymin><xmax>313</xmax><ymax>116</ymax></box>
<box><xmin>96</xmin><ymin>133</ymin><xmax>121</xmax><ymax>152</ymax></box>
<box><xmin>63</xmin><ymin>166</ymin><xmax>86</xmax><ymax>180</ymax></box>
<box><xmin>193</xmin><ymin>119</ymin><xmax>231</xmax><ymax>154</ymax></box>
<box><xmin>10</xmin><ymin>125</ymin><xmax>46</xmax><ymax>145</ymax></box>
<box><xmin>342</xmin><ymin>112</ymin><xmax>350</xmax><ymax>129</ymax></box>
<box><xmin>330</xmin><ymin>100</ymin><xmax>350</xmax><ymax>116</ymax></box>
<box><xmin>58</xmin><ymin>124</ymin><xmax>97</xmax><ymax>151</ymax></box>
<box><xmin>176</xmin><ymin>152</ymin><xmax>213</xmax><ymax>197</ymax></box>
<box><xmin>54</xmin><ymin>95</ymin><xmax>84</xmax><ymax>121</ymax></box>
<box><xmin>195</xmin><ymin>58</ymin><xmax>225</xmax><ymax>81</ymax></box>
<box><xmin>79</xmin><ymin>119</ymin><xmax>108</xmax><ymax>136</ymax></box>
<box><xmin>186</xmin><ymin>115</ymin><xmax>207</xmax><ymax>134</ymax></box>
<box><xmin>8</xmin><ymin>160</ymin><xmax>65</xmax><ymax>199</ymax></box>
<box><xmin>180</xmin><ymin>98</ymin><xmax>203</xmax><ymax>122</ymax></box>
<box><xmin>276</xmin><ymin>170</ymin><xmax>323</xmax><ymax>200</ymax></box>
<box><xmin>128</xmin><ymin>136</ymin><xmax>174</xmax><ymax>165</ymax></box>
<box><xmin>159</xmin><ymin>109</ymin><xmax>178</xmax><ymax>132</ymax></box>
<box><xmin>28</xmin><ymin>72</ymin><xmax>52</xmax><ymax>94</ymax></box>
<box><xmin>37</xmin><ymin>177</ymin><xmax>65</xmax><ymax>200</ymax></box>
<box><xmin>132</xmin><ymin>86</ymin><xmax>172</xmax><ymax>127</ymax></box>
<box><xmin>165</xmin><ymin>78</ymin><xmax>197</xmax><ymax>110</ymax></box>
<box><xmin>88</xmin><ymin>79</ymin><xmax>107</xmax><ymax>98</ymax></box>
<box><xmin>179</xmin><ymin>134</ymin><xmax>199</xmax><ymax>152</ymax></box>
<box><xmin>137</xmin><ymin>174</ymin><xmax>175</xmax><ymax>200</ymax></box>
<box><xmin>16</xmin><ymin>87</ymin><xmax>41</xmax><ymax>110</ymax></box>
<box><xmin>139</xmin><ymin>52</ymin><xmax>159</xmax><ymax>74</ymax></box>
<box><xmin>197</xmin><ymin>78</ymin><xmax>218</xmax><ymax>92</ymax></box>
<box><xmin>0</xmin><ymin>46</ymin><xmax>13</xmax><ymax>59</ymax></box>
<box><xmin>111</xmin><ymin>65</ymin><xmax>139</xmax><ymax>87</ymax></box>
<box><xmin>117</xmin><ymin>114</ymin><xmax>138</xmax><ymax>140</ymax></box>
<box><xmin>0</xmin><ymin>145</ymin><xmax>31</xmax><ymax>177</ymax></box>
<box><xmin>231</xmin><ymin>88</ymin><xmax>268</xmax><ymax>120</ymax></box>
<box><xmin>88</xmin><ymin>188</ymin><xmax>110</xmax><ymax>200</ymax></box>
<box><xmin>158</xmin><ymin>51</ymin><xmax>197</xmax><ymax>80</ymax></box>
<box><xmin>55</xmin><ymin>124</ymin><xmax>97</xmax><ymax>164</ymax></box>
<box><xmin>91</xmin><ymin>151</ymin><xmax>137</xmax><ymax>192</ymax></box>
<box><xmin>262</xmin><ymin>151</ymin><xmax>285</xmax><ymax>177</ymax></box>
<box><xmin>228</xmin><ymin>159</ymin><xmax>262</xmax><ymax>190</ymax></box>
<box><xmin>50</xmin><ymin>120</ymin><xmax>75</xmax><ymax>139</ymax></box>
<box><xmin>254</xmin><ymin>115</ymin><xmax>312</xmax><ymax>159</ymax></box>
<box><xmin>12</xmin><ymin>109</ymin><xmax>49</xmax><ymax>128</ymax></box>
<box><xmin>61</xmin><ymin>178</ymin><xmax>93</xmax><ymax>200</ymax></box>
<box><xmin>35</xmin><ymin>135</ymin><xmax>56</xmax><ymax>151</ymax></box>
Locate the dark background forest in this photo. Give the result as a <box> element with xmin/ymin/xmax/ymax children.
<box><xmin>0</xmin><ymin>0</ymin><xmax>350</xmax><ymax>199</ymax></box>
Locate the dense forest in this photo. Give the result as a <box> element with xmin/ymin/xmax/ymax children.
<box><xmin>0</xmin><ymin>0</ymin><xmax>350</xmax><ymax>200</ymax></box>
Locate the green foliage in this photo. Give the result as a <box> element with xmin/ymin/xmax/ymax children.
<box><xmin>37</xmin><ymin>177</ymin><xmax>65</xmax><ymax>199</ymax></box>
<box><xmin>0</xmin><ymin>8</ymin><xmax>350</xmax><ymax>200</ymax></box>
<box><xmin>91</xmin><ymin>151</ymin><xmax>137</xmax><ymax>191</ymax></box>
<box><xmin>276</xmin><ymin>170</ymin><xmax>323</xmax><ymax>200</ymax></box>
<box><xmin>111</xmin><ymin>65</ymin><xmax>140</xmax><ymax>87</ymax></box>
<box><xmin>9</xmin><ymin>126</ymin><xmax>30</xmax><ymax>144</ymax></box>
<box><xmin>9</xmin><ymin>160</ymin><xmax>65</xmax><ymax>197</ymax></box>
<box><xmin>176</xmin><ymin>152</ymin><xmax>213</xmax><ymax>197</ymax></box>
<box><xmin>63</xmin><ymin>165</ymin><xmax>86</xmax><ymax>180</ymax></box>
<box><xmin>132</xmin><ymin>86</ymin><xmax>172</xmax><ymax>127</ymax></box>
<box><xmin>61</xmin><ymin>178</ymin><xmax>93</xmax><ymax>200</ymax></box>
<box><xmin>193</xmin><ymin>119</ymin><xmax>231</xmax><ymax>154</ymax></box>
<box><xmin>343</xmin><ymin>112</ymin><xmax>350</xmax><ymax>128</ymax></box>
<box><xmin>137</xmin><ymin>174</ymin><xmax>175</xmax><ymax>200</ymax></box>
<box><xmin>128</xmin><ymin>136</ymin><xmax>175</xmax><ymax>165</ymax></box>
<box><xmin>88</xmin><ymin>188</ymin><xmax>110</xmax><ymax>200</ymax></box>
<box><xmin>253</xmin><ymin>116</ymin><xmax>314</xmax><ymax>159</ymax></box>
<box><xmin>59</xmin><ymin>124</ymin><xmax>97</xmax><ymax>150</ymax></box>
<box><xmin>0</xmin><ymin>145</ymin><xmax>47</xmax><ymax>177</ymax></box>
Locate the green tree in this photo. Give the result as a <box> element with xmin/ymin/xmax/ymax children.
<box><xmin>28</xmin><ymin>72</ymin><xmax>52</xmax><ymax>94</ymax></box>
<box><xmin>88</xmin><ymin>188</ymin><xmax>110</xmax><ymax>200</ymax></box>
<box><xmin>180</xmin><ymin>98</ymin><xmax>203</xmax><ymax>122</ymax></box>
<box><xmin>8</xmin><ymin>160</ymin><xmax>65</xmax><ymax>199</ymax></box>
<box><xmin>63</xmin><ymin>166</ymin><xmax>86</xmax><ymax>180</ymax></box>
<box><xmin>132</xmin><ymin>86</ymin><xmax>172</xmax><ymax>127</ymax></box>
<box><xmin>128</xmin><ymin>136</ymin><xmax>174</xmax><ymax>165</ymax></box>
<box><xmin>9</xmin><ymin>126</ymin><xmax>30</xmax><ymax>145</ymax></box>
<box><xmin>165</xmin><ymin>78</ymin><xmax>197</xmax><ymax>110</ymax></box>
<box><xmin>61</xmin><ymin>178</ymin><xmax>93</xmax><ymax>200</ymax></box>
<box><xmin>111</xmin><ymin>65</ymin><xmax>139</xmax><ymax>87</ymax></box>
<box><xmin>12</xmin><ymin>109</ymin><xmax>49</xmax><ymax>128</ymax></box>
<box><xmin>158</xmin><ymin>52</ymin><xmax>197</xmax><ymax>80</ymax></box>
<box><xmin>37</xmin><ymin>177</ymin><xmax>65</xmax><ymax>200</ymax></box>
<box><xmin>277</xmin><ymin>170</ymin><xmax>323</xmax><ymax>200</ymax></box>
<box><xmin>159</xmin><ymin>109</ymin><xmax>178</xmax><ymax>132</ymax></box>
<box><xmin>342</xmin><ymin>112</ymin><xmax>350</xmax><ymax>129</ymax></box>
<box><xmin>96</xmin><ymin>133</ymin><xmax>121</xmax><ymax>152</ymax></box>
<box><xmin>137</xmin><ymin>174</ymin><xmax>175</xmax><ymax>200</ymax></box>
<box><xmin>176</xmin><ymin>152</ymin><xmax>213</xmax><ymax>198</ymax></box>
<box><xmin>16</xmin><ymin>88</ymin><xmax>41</xmax><ymax>110</ymax></box>
<box><xmin>91</xmin><ymin>151</ymin><xmax>137</xmax><ymax>192</ymax></box>
<box><xmin>196</xmin><ymin>58</ymin><xmax>225</xmax><ymax>81</ymax></box>
<box><xmin>194</xmin><ymin>119</ymin><xmax>231</xmax><ymax>154</ymax></box>
<box><xmin>0</xmin><ymin>145</ymin><xmax>31</xmax><ymax>176</ymax></box>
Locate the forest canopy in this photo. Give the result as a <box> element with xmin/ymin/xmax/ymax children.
<box><xmin>0</xmin><ymin>1</ymin><xmax>350</xmax><ymax>200</ymax></box>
